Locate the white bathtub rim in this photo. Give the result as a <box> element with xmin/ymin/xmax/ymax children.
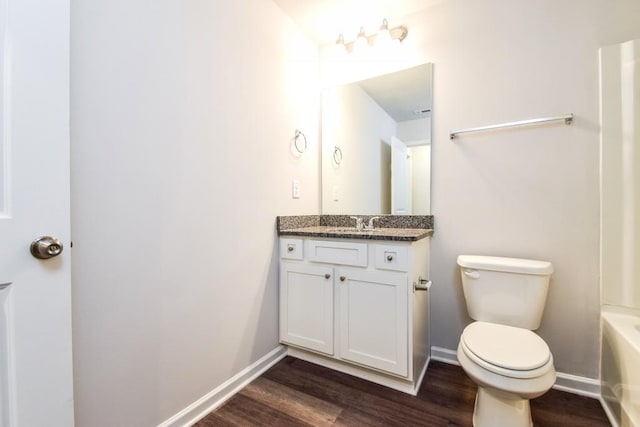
<box><xmin>601</xmin><ymin>306</ymin><xmax>640</xmax><ymax>427</ymax></box>
<box><xmin>602</xmin><ymin>307</ymin><xmax>640</xmax><ymax>354</ymax></box>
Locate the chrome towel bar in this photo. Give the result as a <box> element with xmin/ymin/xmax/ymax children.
<box><xmin>449</xmin><ymin>113</ymin><xmax>573</xmax><ymax>140</ymax></box>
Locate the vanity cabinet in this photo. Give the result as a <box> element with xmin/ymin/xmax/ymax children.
<box><xmin>279</xmin><ymin>236</ymin><xmax>430</xmax><ymax>394</ymax></box>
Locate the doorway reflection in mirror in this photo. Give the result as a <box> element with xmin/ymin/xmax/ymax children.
<box><xmin>321</xmin><ymin>63</ymin><xmax>432</xmax><ymax>215</ymax></box>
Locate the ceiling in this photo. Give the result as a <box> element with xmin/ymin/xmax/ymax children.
<box><xmin>273</xmin><ymin>0</ymin><xmax>445</xmax><ymax>46</ymax></box>
<box><xmin>357</xmin><ymin>64</ymin><xmax>432</xmax><ymax>122</ymax></box>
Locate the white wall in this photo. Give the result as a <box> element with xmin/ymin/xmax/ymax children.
<box><xmin>70</xmin><ymin>0</ymin><xmax>319</xmax><ymax>425</ymax></box>
<box><xmin>322</xmin><ymin>83</ymin><xmax>397</xmax><ymax>214</ymax></box>
<box><xmin>402</xmin><ymin>0</ymin><xmax>640</xmax><ymax>379</ymax></box>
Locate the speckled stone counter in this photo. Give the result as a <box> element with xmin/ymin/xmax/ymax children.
<box><xmin>277</xmin><ymin>215</ymin><xmax>433</xmax><ymax>242</ymax></box>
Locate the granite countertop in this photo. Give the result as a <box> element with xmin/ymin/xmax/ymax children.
<box><xmin>279</xmin><ymin>225</ymin><xmax>433</xmax><ymax>242</ymax></box>
<box><xmin>277</xmin><ymin>215</ymin><xmax>434</xmax><ymax>242</ymax></box>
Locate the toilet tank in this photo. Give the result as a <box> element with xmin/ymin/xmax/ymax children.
<box><xmin>457</xmin><ymin>255</ymin><xmax>554</xmax><ymax>330</ymax></box>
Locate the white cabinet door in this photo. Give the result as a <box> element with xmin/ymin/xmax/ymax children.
<box><xmin>337</xmin><ymin>269</ymin><xmax>408</xmax><ymax>376</ymax></box>
<box><xmin>280</xmin><ymin>262</ymin><xmax>334</xmax><ymax>355</ymax></box>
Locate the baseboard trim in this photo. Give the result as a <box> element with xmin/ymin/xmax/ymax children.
<box><xmin>553</xmin><ymin>372</ymin><xmax>601</xmax><ymax>399</ymax></box>
<box><xmin>430</xmin><ymin>346</ymin><xmax>459</xmax><ymax>365</ymax></box>
<box><xmin>429</xmin><ymin>346</ymin><xmax>601</xmax><ymax>399</ymax></box>
<box><xmin>287</xmin><ymin>346</ymin><xmax>423</xmax><ymax>395</ymax></box>
<box><xmin>157</xmin><ymin>346</ymin><xmax>288</xmax><ymax>427</ymax></box>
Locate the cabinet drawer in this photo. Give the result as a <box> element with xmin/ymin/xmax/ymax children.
<box><xmin>374</xmin><ymin>244</ymin><xmax>409</xmax><ymax>272</ymax></box>
<box><xmin>308</xmin><ymin>240</ymin><xmax>367</xmax><ymax>267</ymax></box>
<box><xmin>280</xmin><ymin>238</ymin><xmax>303</xmax><ymax>260</ymax></box>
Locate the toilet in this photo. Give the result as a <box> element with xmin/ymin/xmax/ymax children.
<box><xmin>456</xmin><ymin>255</ymin><xmax>556</xmax><ymax>427</ymax></box>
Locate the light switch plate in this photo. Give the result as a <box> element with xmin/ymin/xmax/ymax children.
<box><xmin>292</xmin><ymin>180</ymin><xmax>300</xmax><ymax>199</ymax></box>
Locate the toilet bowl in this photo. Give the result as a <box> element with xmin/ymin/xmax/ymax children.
<box><xmin>456</xmin><ymin>255</ymin><xmax>555</xmax><ymax>427</ymax></box>
<box><xmin>457</xmin><ymin>321</ymin><xmax>556</xmax><ymax>427</ymax></box>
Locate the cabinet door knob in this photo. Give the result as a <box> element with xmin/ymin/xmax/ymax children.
<box><xmin>324</xmin><ymin>273</ymin><xmax>331</xmax><ymax>279</ymax></box>
<box><xmin>287</xmin><ymin>245</ymin><xmax>295</xmax><ymax>252</ymax></box>
<box><xmin>386</xmin><ymin>255</ymin><xmax>394</xmax><ymax>261</ymax></box>
<box><xmin>339</xmin><ymin>276</ymin><xmax>345</xmax><ymax>282</ymax></box>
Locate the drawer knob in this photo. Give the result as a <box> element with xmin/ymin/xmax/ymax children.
<box><xmin>287</xmin><ymin>245</ymin><xmax>295</xmax><ymax>252</ymax></box>
<box><xmin>386</xmin><ymin>255</ymin><xmax>394</xmax><ymax>261</ymax></box>
<box><xmin>325</xmin><ymin>273</ymin><xmax>331</xmax><ymax>279</ymax></box>
<box><xmin>339</xmin><ymin>276</ymin><xmax>345</xmax><ymax>282</ymax></box>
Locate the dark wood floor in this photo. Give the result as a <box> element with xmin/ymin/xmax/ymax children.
<box><xmin>194</xmin><ymin>357</ymin><xmax>611</xmax><ymax>426</ymax></box>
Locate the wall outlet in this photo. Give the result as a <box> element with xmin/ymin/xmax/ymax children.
<box><xmin>292</xmin><ymin>180</ymin><xmax>301</xmax><ymax>199</ymax></box>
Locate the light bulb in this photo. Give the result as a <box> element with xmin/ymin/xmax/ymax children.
<box><xmin>336</xmin><ymin>34</ymin><xmax>347</xmax><ymax>52</ymax></box>
<box><xmin>376</xmin><ymin>19</ymin><xmax>392</xmax><ymax>48</ymax></box>
<box><xmin>352</xmin><ymin>27</ymin><xmax>368</xmax><ymax>54</ymax></box>
<box><xmin>328</xmin><ymin>33</ymin><xmax>347</xmax><ymax>59</ymax></box>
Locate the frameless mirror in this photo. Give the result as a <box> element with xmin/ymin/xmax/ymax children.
<box><xmin>321</xmin><ymin>63</ymin><xmax>433</xmax><ymax>215</ymax></box>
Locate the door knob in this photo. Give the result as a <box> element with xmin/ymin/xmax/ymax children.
<box><xmin>30</xmin><ymin>236</ymin><xmax>63</xmax><ymax>259</ymax></box>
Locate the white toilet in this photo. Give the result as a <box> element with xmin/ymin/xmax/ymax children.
<box><xmin>456</xmin><ymin>255</ymin><xmax>556</xmax><ymax>427</ymax></box>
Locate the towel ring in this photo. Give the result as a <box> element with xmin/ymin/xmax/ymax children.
<box><xmin>333</xmin><ymin>146</ymin><xmax>343</xmax><ymax>165</ymax></box>
<box><xmin>294</xmin><ymin>130</ymin><xmax>307</xmax><ymax>154</ymax></box>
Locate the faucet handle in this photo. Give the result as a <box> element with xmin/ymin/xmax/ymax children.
<box><xmin>366</xmin><ymin>216</ymin><xmax>381</xmax><ymax>229</ymax></box>
<box><xmin>350</xmin><ymin>216</ymin><xmax>364</xmax><ymax>230</ymax></box>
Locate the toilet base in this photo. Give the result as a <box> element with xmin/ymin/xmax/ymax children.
<box><xmin>473</xmin><ymin>386</ymin><xmax>532</xmax><ymax>427</ymax></box>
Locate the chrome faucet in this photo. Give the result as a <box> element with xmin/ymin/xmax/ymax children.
<box><xmin>365</xmin><ymin>216</ymin><xmax>380</xmax><ymax>230</ymax></box>
<box><xmin>350</xmin><ymin>216</ymin><xmax>364</xmax><ymax>231</ymax></box>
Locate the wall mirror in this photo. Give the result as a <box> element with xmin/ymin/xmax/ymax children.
<box><xmin>321</xmin><ymin>63</ymin><xmax>433</xmax><ymax>215</ymax></box>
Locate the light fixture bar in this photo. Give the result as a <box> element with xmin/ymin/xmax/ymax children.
<box><xmin>336</xmin><ymin>19</ymin><xmax>408</xmax><ymax>53</ymax></box>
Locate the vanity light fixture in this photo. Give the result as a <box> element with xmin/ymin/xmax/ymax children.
<box><xmin>336</xmin><ymin>19</ymin><xmax>408</xmax><ymax>54</ymax></box>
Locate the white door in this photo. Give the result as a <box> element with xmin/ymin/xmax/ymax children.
<box><xmin>391</xmin><ymin>136</ymin><xmax>411</xmax><ymax>215</ymax></box>
<box><xmin>338</xmin><ymin>268</ymin><xmax>408</xmax><ymax>377</ymax></box>
<box><xmin>0</xmin><ymin>0</ymin><xmax>73</xmax><ymax>426</ymax></box>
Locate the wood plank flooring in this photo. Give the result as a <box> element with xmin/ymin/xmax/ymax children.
<box><xmin>194</xmin><ymin>357</ymin><xmax>611</xmax><ymax>426</ymax></box>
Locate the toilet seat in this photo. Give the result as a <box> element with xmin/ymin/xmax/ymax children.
<box><xmin>461</xmin><ymin>322</ymin><xmax>553</xmax><ymax>379</ymax></box>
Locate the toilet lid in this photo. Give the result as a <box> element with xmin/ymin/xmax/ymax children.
<box><xmin>461</xmin><ymin>322</ymin><xmax>551</xmax><ymax>371</ymax></box>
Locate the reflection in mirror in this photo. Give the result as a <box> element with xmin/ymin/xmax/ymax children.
<box><xmin>321</xmin><ymin>63</ymin><xmax>433</xmax><ymax>215</ymax></box>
